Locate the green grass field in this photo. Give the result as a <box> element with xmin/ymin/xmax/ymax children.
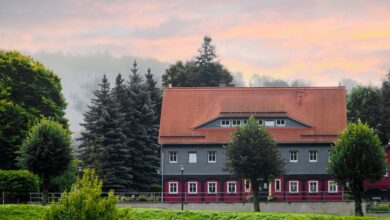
<box><xmin>0</xmin><ymin>205</ymin><xmax>387</xmax><ymax>220</ymax></box>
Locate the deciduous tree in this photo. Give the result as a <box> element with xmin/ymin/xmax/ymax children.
<box><xmin>328</xmin><ymin>121</ymin><xmax>387</xmax><ymax>216</ymax></box>
<box><xmin>18</xmin><ymin>118</ymin><xmax>72</xmax><ymax>204</ymax></box>
<box><xmin>225</xmin><ymin>117</ymin><xmax>284</xmax><ymax>212</ymax></box>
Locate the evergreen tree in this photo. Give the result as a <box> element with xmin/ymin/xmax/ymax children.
<box><xmin>79</xmin><ymin>75</ymin><xmax>132</xmax><ymax>191</ymax></box>
<box><xmin>145</xmin><ymin>68</ymin><xmax>162</xmax><ymax>124</ymax></box>
<box><xmin>127</xmin><ymin>61</ymin><xmax>159</xmax><ymax>190</ymax></box>
<box><xmin>381</xmin><ymin>71</ymin><xmax>390</xmax><ymax>144</ymax></box>
<box><xmin>162</xmin><ymin>36</ymin><xmax>233</xmax><ymax>87</ymax></box>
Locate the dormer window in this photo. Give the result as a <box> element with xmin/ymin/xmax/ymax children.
<box><xmin>242</xmin><ymin>120</ymin><xmax>248</xmax><ymax>125</ymax></box>
<box><xmin>221</xmin><ymin>120</ymin><xmax>230</xmax><ymax>127</ymax></box>
<box><xmin>232</xmin><ymin>120</ymin><xmax>241</xmax><ymax>126</ymax></box>
<box><xmin>256</xmin><ymin>120</ymin><xmax>263</xmax><ymax>125</ymax></box>
<box><xmin>276</xmin><ymin>119</ymin><xmax>286</xmax><ymax>127</ymax></box>
<box><xmin>264</xmin><ymin>120</ymin><xmax>275</xmax><ymax>127</ymax></box>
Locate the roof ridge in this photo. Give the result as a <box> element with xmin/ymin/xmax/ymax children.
<box><xmin>165</xmin><ymin>86</ymin><xmax>346</xmax><ymax>90</ymax></box>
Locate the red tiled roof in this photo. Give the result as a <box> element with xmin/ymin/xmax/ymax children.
<box><xmin>158</xmin><ymin>87</ymin><xmax>347</xmax><ymax>144</ymax></box>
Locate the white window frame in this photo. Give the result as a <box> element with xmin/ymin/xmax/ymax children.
<box><xmin>308</xmin><ymin>181</ymin><xmax>318</xmax><ymax>193</ymax></box>
<box><xmin>274</xmin><ymin>179</ymin><xmax>281</xmax><ymax>192</ymax></box>
<box><xmin>168</xmin><ymin>181</ymin><xmax>178</xmax><ymax>194</ymax></box>
<box><xmin>276</xmin><ymin>119</ymin><xmax>286</xmax><ymax>127</ymax></box>
<box><xmin>227</xmin><ymin>181</ymin><xmax>237</xmax><ymax>194</ymax></box>
<box><xmin>264</xmin><ymin>120</ymin><xmax>275</xmax><ymax>127</ymax></box>
<box><xmin>188</xmin><ymin>152</ymin><xmax>197</xmax><ymax>163</ymax></box>
<box><xmin>188</xmin><ymin>181</ymin><xmax>197</xmax><ymax>194</ymax></box>
<box><xmin>328</xmin><ymin>181</ymin><xmax>338</xmax><ymax>193</ymax></box>
<box><xmin>256</xmin><ymin>120</ymin><xmax>263</xmax><ymax>125</ymax></box>
<box><xmin>309</xmin><ymin>150</ymin><xmax>318</xmax><ymax>162</ymax></box>
<box><xmin>221</xmin><ymin>120</ymin><xmax>230</xmax><ymax>127</ymax></box>
<box><xmin>208</xmin><ymin>151</ymin><xmax>216</xmax><ymax>163</ymax></box>
<box><xmin>207</xmin><ymin>182</ymin><xmax>217</xmax><ymax>194</ymax></box>
<box><xmin>289</xmin><ymin>181</ymin><xmax>299</xmax><ymax>194</ymax></box>
<box><xmin>290</xmin><ymin>151</ymin><xmax>298</xmax><ymax>162</ymax></box>
<box><xmin>168</xmin><ymin>151</ymin><xmax>177</xmax><ymax>163</ymax></box>
<box><xmin>232</xmin><ymin>120</ymin><xmax>241</xmax><ymax>127</ymax></box>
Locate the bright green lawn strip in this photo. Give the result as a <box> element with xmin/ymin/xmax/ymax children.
<box><xmin>120</xmin><ymin>208</ymin><xmax>386</xmax><ymax>220</ymax></box>
<box><xmin>0</xmin><ymin>205</ymin><xmax>46</xmax><ymax>220</ymax></box>
<box><xmin>0</xmin><ymin>205</ymin><xmax>387</xmax><ymax>220</ymax></box>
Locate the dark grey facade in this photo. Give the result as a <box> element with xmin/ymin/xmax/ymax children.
<box><xmin>161</xmin><ymin>143</ymin><xmax>332</xmax><ymax>177</ymax></box>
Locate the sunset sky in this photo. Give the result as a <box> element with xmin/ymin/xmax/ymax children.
<box><xmin>1</xmin><ymin>0</ymin><xmax>390</xmax><ymax>86</ymax></box>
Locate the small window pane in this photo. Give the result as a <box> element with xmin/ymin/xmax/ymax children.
<box><xmin>227</xmin><ymin>182</ymin><xmax>236</xmax><ymax>194</ymax></box>
<box><xmin>169</xmin><ymin>151</ymin><xmax>177</xmax><ymax>163</ymax></box>
<box><xmin>221</xmin><ymin>120</ymin><xmax>230</xmax><ymax>127</ymax></box>
<box><xmin>328</xmin><ymin>181</ymin><xmax>338</xmax><ymax>193</ymax></box>
<box><xmin>189</xmin><ymin>152</ymin><xmax>197</xmax><ymax>163</ymax></box>
<box><xmin>169</xmin><ymin>182</ymin><xmax>178</xmax><ymax>194</ymax></box>
<box><xmin>309</xmin><ymin>181</ymin><xmax>318</xmax><ymax>193</ymax></box>
<box><xmin>289</xmin><ymin>181</ymin><xmax>298</xmax><ymax>193</ymax></box>
<box><xmin>208</xmin><ymin>151</ymin><xmax>216</xmax><ymax>163</ymax></box>
<box><xmin>275</xmin><ymin>179</ymin><xmax>281</xmax><ymax>192</ymax></box>
<box><xmin>188</xmin><ymin>182</ymin><xmax>197</xmax><ymax>194</ymax></box>
<box><xmin>290</xmin><ymin>151</ymin><xmax>298</xmax><ymax>162</ymax></box>
<box><xmin>208</xmin><ymin>182</ymin><xmax>216</xmax><ymax>194</ymax></box>
<box><xmin>265</xmin><ymin>120</ymin><xmax>275</xmax><ymax>127</ymax></box>
<box><xmin>309</xmin><ymin>150</ymin><xmax>317</xmax><ymax>162</ymax></box>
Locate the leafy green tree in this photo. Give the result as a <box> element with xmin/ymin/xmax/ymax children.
<box><xmin>0</xmin><ymin>100</ymin><xmax>29</xmax><ymax>169</ymax></box>
<box><xmin>225</xmin><ymin>117</ymin><xmax>284</xmax><ymax>212</ymax></box>
<box><xmin>328</xmin><ymin>121</ymin><xmax>387</xmax><ymax>216</ymax></box>
<box><xmin>381</xmin><ymin>71</ymin><xmax>390</xmax><ymax>144</ymax></box>
<box><xmin>18</xmin><ymin>118</ymin><xmax>72</xmax><ymax>204</ymax></box>
<box><xmin>79</xmin><ymin>75</ymin><xmax>132</xmax><ymax>191</ymax></box>
<box><xmin>0</xmin><ymin>51</ymin><xmax>68</xmax><ymax>169</ymax></box>
<box><xmin>49</xmin><ymin>159</ymin><xmax>81</xmax><ymax>192</ymax></box>
<box><xmin>44</xmin><ymin>169</ymin><xmax>118</xmax><ymax>220</ymax></box>
<box><xmin>162</xmin><ymin>36</ymin><xmax>233</xmax><ymax>87</ymax></box>
<box><xmin>347</xmin><ymin>86</ymin><xmax>385</xmax><ymax>144</ymax></box>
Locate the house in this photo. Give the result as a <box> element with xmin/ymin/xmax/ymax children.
<box><xmin>158</xmin><ymin>87</ymin><xmax>347</xmax><ymax>202</ymax></box>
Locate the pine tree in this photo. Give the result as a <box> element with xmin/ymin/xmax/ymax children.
<box><xmin>145</xmin><ymin>68</ymin><xmax>162</xmax><ymax>124</ymax></box>
<box><xmin>381</xmin><ymin>71</ymin><xmax>390</xmax><ymax>144</ymax></box>
<box><xmin>127</xmin><ymin>61</ymin><xmax>159</xmax><ymax>190</ymax></box>
<box><xmin>79</xmin><ymin>75</ymin><xmax>132</xmax><ymax>191</ymax></box>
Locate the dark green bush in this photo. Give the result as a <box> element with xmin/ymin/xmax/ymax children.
<box><xmin>367</xmin><ymin>203</ymin><xmax>390</xmax><ymax>212</ymax></box>
<box><xmin>0</xmin><ymin>170</ymin><xmax>40</xmax><ymax>203</ymax></box>
<box><xmin>148</xmin><ymin>184</ymin><xmax>161</xmax><ymax>193</ymax></box>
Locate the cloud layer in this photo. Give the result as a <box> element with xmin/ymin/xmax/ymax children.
<box><xmin>1</xmin><ymin>0</ymin><xmax>389</xmax><ymax>85</ymax></box>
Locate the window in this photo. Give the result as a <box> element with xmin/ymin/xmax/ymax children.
<box><xmin>276</xmin><ymin>119</ymin><xmax>286</xmax><ymax>127</ymax></box>
<box><xmin>207</xmin><ymin>182</ymin><xmax>217</xmax><ymax>194</ymax></box>
<box><xmin>169</xmin><ymin>182</ymin><xmax>178</xmax><ymax>194</ymax></box>
<box><xmin>309</xmin><ymin>150</ymin><xmax>318</xmax><ymax>162</ymax></box>
<box><xmin>208</xmin><ymin>151</ymin><xmax>216</xmax><ymax>163</ymax></box>
<box><xmin>290</xmin><ymin>151</ymin><xmax>298</xmax><ymax>162</ymax></box>
<box><xmin>328</xmin><ymin>181</ymin><xmax>338</xmax><ymax>193</ymax></box>
<box><xmin>256</xmin><ymin>120</ymin><xmax>263</xmax><ymax>125</ymax></box>
<box><xmin>242</xmin><ymin>120</ymin><xmax>248</xmax><ymax>125</ymax></box>
<box><xmin>308</xmin><ymin>181</ymin><xmax>318</xmax><ymax>193</ymax></box>
<box><xmin>289</xmin><ymin>181</ymin><xmax>299</xmax><ymax>194</ymax></box>
<box><xmin>232</xmin><ymin>120</ymin><xmax>241</xmax><ymax>126</ymax></box>
<box><xmin>264</xmin><ymin>120</ymin><xmax>275</xmax><ymax>127</ymax></box>
<box><xmin>188</xmin><ymin>182</ymin><xmax>197</xmax><ymax>194</ymax></box>
<box><xmin>221</xmin><ymin>120</ymin><xmax>230</xmax><ymax>127</ymax></box>
<box><xmin>189</xmin><ymin>152</ymin><xmax>197</xmax><ymax>163</ymax></box>
<box><xmin>274</xmin><ymin>179</ymin><xmax>281</xmax><ymax>192</ymax></box>
<box><xmin>227</xmin><ymin>181</ymin><xmax>237</xmax><ymax>194</ymax></box>
<box><xmin>168</xmin><ymin>151</ymin><xmax>177</xmax><ymax>163</ymax></box>
<box><xmin>244</xmin><ymin>179</ymin><xmax>251</xmax><ymax>192</ymax></box>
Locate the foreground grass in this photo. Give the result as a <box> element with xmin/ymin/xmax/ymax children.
<box><xmin>0</xmin><ymin>205</ymin><xmax>387</xmax><ymax>220</ymax></box>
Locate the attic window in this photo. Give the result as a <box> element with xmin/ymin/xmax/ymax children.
<box><xmin>256</xmin><ymin>120</ymin><xmax>263</xmax><ymax>125</ymax></box>
<box><xmin>221</xmin><ymin>120</ymin><xmax>230</xmax><ymax>127</ymax></box>
<box><xmin>276</xmin><ymin>119</ymin><xmax>286</xmax><ymax>127</ymax></box>
<box><xmin>264</xmin><ymin>120</ymin><xmax>275</xmax><ymax>127</ymax></box>
<box><xmin>232</xmin><ymin>120</ymin><xmax>241</xmax><ymax>126</ymax></box>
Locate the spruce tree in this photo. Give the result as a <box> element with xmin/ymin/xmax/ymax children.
<box><xmin>79</xmin><ymin>75</ymin><xmax>132</xmax><ymax>191</ymax></box>
<box><xmin>145</xmin><ymin>68</ymin><xmax>162</xmax><ymax>124</ymax></box>
<box><xmin>381</xmin><ymin>71</ymin><xmax>390</xmax><ymax>144</ymax></box>
<box><xmin>127</xmin><ymin>61</ymin><xmax>159</xmax><ymax>190</ymax></box>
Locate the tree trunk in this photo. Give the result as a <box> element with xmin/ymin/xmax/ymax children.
<box><xmin>251</xmin><ymin>178</ymin><xmax>260</xmax><ymax>212</ymax></box>
<box><xmin>352</xmin><ymin>182</ymin><xmax>364</xmax><ymax>216</ymax></box>
<box><xmin>41</xmin><ymin>176</ymin><xmax>49</xmax><ymax>205</ymax></box>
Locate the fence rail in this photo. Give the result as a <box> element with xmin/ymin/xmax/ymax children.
<box><xmin>22</xmin><ymin>191</ymin><xmax>357</xmax><ymax>204</ymax></box>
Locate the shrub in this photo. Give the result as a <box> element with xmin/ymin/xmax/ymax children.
<box><xmin>148</xmin><ymin>184</ymin><xmax>161</xmax><ymax>193</ymax></box>
<box><xmin>0</xmin><ymin>170</ymin><xmax>39</xmax><ymax>203</ymax></box>
<box><xmin>44</xmin><ymin>169</ymin><xmax>119</xmax><ymax>220</ymax></box>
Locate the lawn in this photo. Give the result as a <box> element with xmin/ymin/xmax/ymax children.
<box><xmin>0</xmin><ymin>205</ymin><xmax>387</xmax><ymax>220</ymax></box>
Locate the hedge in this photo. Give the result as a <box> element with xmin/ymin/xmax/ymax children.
<box><xmin>0</xmin><ymin>170</ymin><xmax>39</xmax><ymax>203</ymax></box>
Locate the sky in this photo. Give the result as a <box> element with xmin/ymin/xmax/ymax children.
<box><xmin>1</xmin><ymin>0</ymin><xmax>390</xmax><ymax>134</ymax></box>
